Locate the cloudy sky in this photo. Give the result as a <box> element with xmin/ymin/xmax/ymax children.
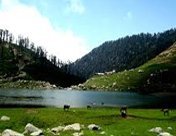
<box><xmin>0</xmin><ymin>0</ymin><xmax>176</xmax><ymax>61</ymax></box>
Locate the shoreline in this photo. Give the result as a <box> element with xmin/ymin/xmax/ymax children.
<box><xmin>151</xmin><ymin>92</ymin><xmax>176</xmax><ymax>97</ymax></box>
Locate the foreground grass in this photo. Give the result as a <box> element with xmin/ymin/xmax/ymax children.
<box><xmin>0</xmin><ymin>108</ymin><xmax>175</xmax><ymax>136</ymax></box>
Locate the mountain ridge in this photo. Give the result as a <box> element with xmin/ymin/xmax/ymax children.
<box><xmin>81</xmin><ymin>41</ymin><xmax>176</xmax><ymax>93</ymax></box>
<box><xmin>69</xmin><ymin>28</ymin><xmax>176</xmax><ymax>79</ymax></box>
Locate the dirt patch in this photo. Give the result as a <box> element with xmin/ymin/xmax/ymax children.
<box><xmin>26</xmin><ymin>109</ymin><xmax>38</xmax><ymax>114</ymax></box>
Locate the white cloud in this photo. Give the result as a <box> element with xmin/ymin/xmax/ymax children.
<box><xmin>65</xmin><ymin>0</ymin><xmax>85</xmax><ymax>14</ymax></box>
<box><xmin>0</xmin><ymin>0</ymin><xmax>89</xmax><ymax>61</ymax></box>
<box><xmin>127</xmin><ymin>12</ymin><xmax>133</xmax><ymax>19</ymax></box>
<box><xmin>123</xmin><ymin>11</ymin><xmax>133</xmax><ymax>20</ymax></box>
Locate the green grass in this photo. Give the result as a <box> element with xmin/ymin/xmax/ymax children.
<box><xmin>0</xmin><ymin>108</ymin><xmax>175</xmax><ymax>136</ymax></box>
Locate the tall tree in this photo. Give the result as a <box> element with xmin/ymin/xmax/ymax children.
<box><xmin>9</xmin><ymin>33</ymin><xmax>14</xmax><ymax>43</ymax></box>
<box><xmin>5</xmin><ymin>29</ymin><xmax>9</xmax><ymax>42</ymax></box>
<box><xmin>0</xmin><ymin>29</ymin><xmax>3</xmax><ymax>43</ymax></box>
<box><xmin>2</xmin><ymin>30</ymin><xmax>5</xmax><ymax>42</ymax></box>
<box><xmin>24</xmin><ymin>37</ymin><xmax>29</xmax><ymax>49</ymax></box>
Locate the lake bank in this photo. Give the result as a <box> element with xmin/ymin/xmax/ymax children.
<box><xmin>0</xmin><ymin>79</ymin><xmax>58</xmax><ymax>90</ymax></box>
<box><xmin>0</xmin><ymin>107</ymin><xmax>175</xmax><ymax>136</ymax></box>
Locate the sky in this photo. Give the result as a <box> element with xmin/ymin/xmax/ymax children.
<box><xmin>0</xmin><ymin>0</ymin><xmax>176</xmax><ymax>62</ymax></box>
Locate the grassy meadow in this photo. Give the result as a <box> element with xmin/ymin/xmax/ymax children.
<box><xmin>0</xmin><ymin>107</ymin><xmax>175</xmax><ymax>136</ymax></box>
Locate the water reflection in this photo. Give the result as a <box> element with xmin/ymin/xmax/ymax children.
<box><xmin>0</xmin><ymin>89</ymin><xmax>175</xmax><ymax>108</ymax></box>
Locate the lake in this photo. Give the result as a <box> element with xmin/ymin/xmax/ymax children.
<box><xmin>0</xmin><ymin>89</ymin><xmax>175</xmax><ymax>108</ymax></box>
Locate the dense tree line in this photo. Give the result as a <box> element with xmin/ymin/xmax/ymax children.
<box><xmin>69</xmin><ymin>28</ymin><xmax>176</xmax><ymax>79</ymax></box>
<box><xmin>0</xmin><ymin>29</ymin><xmax>65</xmax><ymax>68</ymax></box>
<box><xmin>0</xmin><ymin>29</ymin><xmax>82</xmax><ymax>87</ymax></box>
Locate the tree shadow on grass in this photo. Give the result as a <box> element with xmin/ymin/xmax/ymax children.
<box><xmin>86</xmin><ymin>114</ymin><xmax>119</xmax><ymax>119</ymax></box>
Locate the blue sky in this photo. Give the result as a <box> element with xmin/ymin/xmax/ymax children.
<box><xmin>0</xmin><ymin>0</ymin><xmax>176</xmax><ymax>61</ymax></box>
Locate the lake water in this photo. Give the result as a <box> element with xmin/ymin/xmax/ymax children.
<box><xmin>0</xmin><ymin>89</ymin><xmax>175</xmax><ymax>108</ymax></box>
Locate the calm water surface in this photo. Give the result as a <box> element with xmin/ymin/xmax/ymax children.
<box><xmin>0</xmin><ymin>89</ymin><xmax>175</xmax><ymax>108</ymax></box>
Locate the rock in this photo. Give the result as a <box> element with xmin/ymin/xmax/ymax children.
<box><xmin>167</xmin><ymin>127</ymin><xmax>172</xmax><ymax>130</ymax></box>
<box><xmin>46</xmin><ymin>128</ymin><xmax>60</xmax><ymax>135</ymax></box>
<box><xmin>72</xmin><ymin>131</ymin><xmax>84</xmax><ymax>136</ymax></box>
<box><xmin>71</xmin><ymin>85</ymin><xmax>79</xmax><ymax>90</ymax></box>
<box><xmin>51</xmin><ymin>126</ymin><xmax>64</xmax><ymax>133</ymax></box>
<box><xmin>131</xmin><ymin>131</ymin><xmax>135</xmax><ymax>135</ymax></box>
<box><xmin>88</xmin><ymin>124</ymin><xmax>101</xmax><ymax>131</ymax></box>
<box><xmin>30</xmin><ymin>130</ymin><xmax>43</xmax><ymax>136</ymax></box>
<box><xmin>2</xmin><ymin>129</ymin><xmax>24</xmax><ymax>136</ymax></box>
<box><xmin>150</xmin><ymin>73</ymin><xmax>154</xmax><ymax>76</ymax></box>
<box><xmin>24</xmin><ymin>123</ymin><xmax>42</xmax><ymax>135</ymax></box>
<box><xmin>66</xmin><ymin>87</ymin><xmax>72</xmax><ymax>90</ymax></box>
<box><xmin>138</xmin><ymin>69</ymin><xmax>144</xmax><ymax>73</ymax></box>
<box><xmin>158</xmin><ymin>132</ymin><xmax>173</xmax><ymax>136</ymax></box>
<box><xmin>96</xmin><ymin>73</ymin><xmax>105</xmax><ymax>76</ymax></box>
<box><xmin>64</xmin><ymin>123</ymin><xmax>81</xmax><ymax>131</ymax></box>
<box><xmin>149</xmin><ymin>127</ymin><xmax>162</xmax><ymax>133</ymax></box>
<box><xmin>78</xmin><ymin>84</ymin><xmax>84</xmax><ymax>88</ymax></box>
<box><xmin>112</xmin><ymin>82</ymin><xmax>116</xmax><ymax>87</ymax></box>
<box><xmin>91</xmin><ymin>85</ymin><xmax>96</xmax><ymax>89</ymax></box>
<box><xmin>100</xmin><ymin>131</ymin><xmax>105</xmax><ymax>135</ymax></box>
<box><xmin>52</xmin><ymin>84</ymin><xmax>57</xmax><ymax>88</ymax></box>
<box><xmin>1</xmin><ymin>116</ymin><xmax>10</xmax><ymax>121</ymax></box>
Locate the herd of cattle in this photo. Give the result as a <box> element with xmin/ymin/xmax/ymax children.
<box><xmin>63</xmin><ymin>104</ymin><xmax>170</xmax><ymax>117</ymax></box>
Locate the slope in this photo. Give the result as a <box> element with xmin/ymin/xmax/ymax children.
<box><xmin>83</xmin><ymin>42</ymin><xmax>176</xmax><ymax>93</ymax></box>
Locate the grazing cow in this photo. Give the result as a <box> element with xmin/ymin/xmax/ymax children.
<box><xmin>161</xmin><ymin>108</ymin><xmax>169</xmax><ymax>116</ymax></box>
<box><xmin>64</xmin><ymin>105</ymin><xmax>70</xmax><ymax>111</ymax></box>
<box><xmin>101</xmin><ymin>102</ymin><xmax>104</xmax><ymax>106</ymax></box>
<box><xmin>120</xmin><ymin>106</ymin><xmax>127</xmax><ymax>118</ymax></box>
<box><xmin>87</xmin><ymin>105</ymin><xmax>92</xmax><ymax>109</ymax></box>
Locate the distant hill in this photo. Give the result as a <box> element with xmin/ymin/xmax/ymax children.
<box><xmin>69</xmin><ymin>28</ymin><xmax>176</xmax><ymax>79</ymax></box>
<box><xmin>82</xmin><ymin>42</ymin><xmax>176</xmax><ymax>93</ymax></box>
<box><xmin>0</xmin><ymin>29</ymin><xmax>83</xmax><ymax>88</ymax></box>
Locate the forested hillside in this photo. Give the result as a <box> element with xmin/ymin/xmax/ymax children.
<box><xmin>69</xmin><ymin>28</ymin><xmax>176</xmax><ymax>79</ymax></box>
<box><xmin>82</xmin><ymin>42</ymin><xmax>176</xmax><ymax>93</ymax></box>
<box><xmin>0</xmin><ymin>29</ymin><xmax>83</xmax><ymax>88</ymax></box>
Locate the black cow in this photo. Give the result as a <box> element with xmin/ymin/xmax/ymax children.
<box><xmin>64</xmin><ymin>105</ymin><xmax>70</xmax><ymax>111</ymax></box>
<box><xmin>120</xmin><ymin>106</ymin><xmax>127</xmax><ymax>118</ymax></box>
<box><xmin>101</xmin><ymin>102</ymin><xmax>104</xmax><ymax>106</ymax></box>
<box><xmin>87</xmin><ymin>105</ymin><xmax>92</xmax><ymax>109</ymax></box>
<box><xmin>161</xmin><ymin>108</ymin><xmax>169</xmax><ymax>116</ymax></box>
